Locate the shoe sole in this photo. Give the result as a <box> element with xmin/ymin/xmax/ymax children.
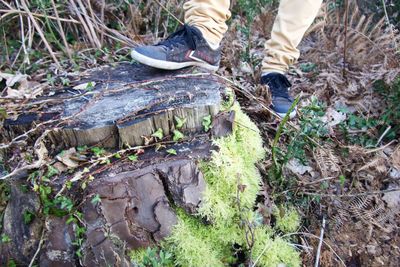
<box><xmin>131</xmin><ymin>50</ymin><xmax>219</xmax><ymax>72</ymax></box>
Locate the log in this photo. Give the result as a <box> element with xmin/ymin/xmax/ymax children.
<box><xmin>0</xmin><ymin>64</ymin><xmax>236</xmax><ymax>266</ymax></box>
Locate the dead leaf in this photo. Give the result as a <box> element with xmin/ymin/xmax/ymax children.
<box><xmin>0</xmin><ymin>72</ymin><xmax>28</xmax><ymax>87</ymax></box>
<box><xmin>53</xmin><ymin>162</ymin><xmax>68</xmax><ymax>173</ymax></box>
<box><xmin>72</xmin><ymin>81</ymin><xmax>96</xmax><ymax>90</ymax></box>
<box><xmin>358</xmin><ymin>156</ymin><xmax>387</xmax><ymax>174</ymax></box>
<box><xmin>286</xmin><ymin>158</ymin><xmax>313</xmax><ymax>175</ymax></box>
<box><xmin>382</xmin><ymin>185</ymin><xmax>400</xmax><ymax>210</ymax></box>
<box><xmin>2</xmin><ymin>72</ymin><xmax>43</xmax><ymax>99</ymax></box>
<box><xmin>56</xmin><ymin>148</ymin><xmax>79</xmax><ymax>168</ymax></box>
<box><xmin>322</xmin><ymin>107</ymin><xmax>347</xmax><ymax>127</ymax></box>
<box><xmin>391</xmin><ymin>146</ymin><xmax>400</xmax><ymax>170</ymax></box>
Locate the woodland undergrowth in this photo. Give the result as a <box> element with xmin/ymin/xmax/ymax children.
<box><xmin>1</xmin><ymin>0</ymin><xmax>400</xmax><ymax>266</ymax></box>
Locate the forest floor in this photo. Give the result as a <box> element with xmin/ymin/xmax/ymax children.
<box><xmin>221</xmin><ymin>5</ymin><xmax>400</xmax><ymax>266</ymax></box>
<box><xmin>1</xmin><ymin>1</ymin><xmax>400</xmax><ymax>266</ymax></box>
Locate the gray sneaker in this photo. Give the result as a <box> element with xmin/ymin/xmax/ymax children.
<box><xmin>261</xmin><ymin>73</ymin><xmax>296</xmax><ymax>118</ymax></box>
<box><xmin>131</xmin><ymin>24</ymin><xmax>220</xmax><ymax>72</ymax></box>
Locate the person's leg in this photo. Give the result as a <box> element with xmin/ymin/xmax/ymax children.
<box><xmin>261</xmin><ymin>0</ymin><xmax>322</xmax><ymax>118</ymax></box>
<box><xmin>131</xmin><ymin>0</ymin><xmax>231</xmax><ymax>71</ymax></box>
<box><xmin>262</xmin><ymin>0</ymin><xmax>323</xmax><ymax>74</ymax></box>
<box><xmin>184</xmin><ymin>0</ymin><xmax>231</xmax><ymax>47</ymax></box>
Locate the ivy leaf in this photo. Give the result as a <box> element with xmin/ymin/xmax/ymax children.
<box><xmin>73</xmin><ymin>81</ymin><xmax>96</xmax><ymax>90</ymax></box>
<box><xmin>128</xmin><ymin>154</ymin><xmax>138</xmax><ymax>161</ymax></box>
<box><xmin>1</xmin><ymin>234</ymin><xmax>11</xmax><ymax>243</ymax></box>
<box><xmin>91</xmin><ymin>194</ymin><xmax>101</xmax><ymax>205</ymax></box>
<box><xmin>202</xmin><ymin>115</ymin><xmax>212</xmax><ymax>132</ymax></box>
<box><xmin>23</xmin><ymin>210</ymin><xmax>34</xmax><ymax>225</ymax></box>
<box><xmin>46</xmin><ymin>165</ymin><xmax>59</xmax><ymax>178</ymax></box>
<box><xmin>91</xmin><ymin>147</ymin><xmax>105</xmax><ymax>157</ymax></box>
<box><xmin>151</xmin><ymin>128</ymin><xmax>164</xmax><ymax>139</ymax></box>
<box><xmin>77</xmin><ymin>145</ymin><xmax>88</xmax><ymax>152</ymax></box>
<box><xmin>66</xmin><ymin>216</ymin><xmax>76</xmax><ymax>224</ymax></box>
<box><xmin>166</xmin><ymin>148</ymin><xmax>177</xmax><ymax>155</ymax></box>
<box><xmin>81</xmin><ymin>181</ymin><xmax>87</xmax><ymax>190</ymax></box>
<box><xmin>174</xmin><ymin>116</ymin><xmax>186</xmax><ymax>129</ymax></box>
<box><xmin>173</xmin><ymin>130</ymin><xmax>184</xmax><ymax>141</ymax></box>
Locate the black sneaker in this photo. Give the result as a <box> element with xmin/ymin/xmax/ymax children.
<box><xmin>131</xmin><ymin>24</ymin><xmax>220</xmax><ymax>72</ymax></box>
<box><xmin>261</xmin><ymin>73</ymin><xmax>296</xmax><ymax>118</ymax></box>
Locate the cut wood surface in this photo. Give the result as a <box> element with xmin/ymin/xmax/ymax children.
<box><xmin>4</xmin><ymin>63</ymin><xmax>224</xmax><ymax>148</ymax></box>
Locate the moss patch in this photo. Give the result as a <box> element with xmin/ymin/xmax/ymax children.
<box><xmin>162</xmin><ymin>103</ymin><xmax>301</xmax><ymax>267</ymax></box>
<box><xmin>274</xmin><ymin>205</ymin><xmax>301</xmax><ymax>234</ymax></box>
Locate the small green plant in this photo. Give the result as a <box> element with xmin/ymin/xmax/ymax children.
<box><xmin>202</xmin><ymin>115</ymin><xmax>212</xmax><ymax>132</ymax></box>
<box><xmin>130</xmin><ymin>247</ymin><xmax>174</xmax><ymax>267</ymax></box>
<box><xmin>46</xmin><ymin>165</ymin><xmax>59</xmax><ymax>179</ymax></box>
<box><xmin>72</xmin><ymin>223</ymin><xmax>86</xmax><ymax>258</ymax></box>
<box><xmin>91</xmin><ymin>194</ymin><xmax>101</xmax><ymax>205</ymax></box>
<box><xmin>91</xmin><ymin>147</ymin><xmax>106</xmax><ymax>157</ymax></box>
<box><xmin>1</xmin><ymin>233</ymin><xmax>11</xmax><ymax>243</ymax></box>
<box><xmin>56</xmin><ymin>196</ymin><xmax>74</xmax><ymax>212</ymax></box>
<box><xmin>128</xmin><ymin>154</ymin><xmax>138</xmax><ymax>161</ymax></box>
<box><xmin>173</xmin><ymin>130</ymin><xmax>184</xmax><ymax>141</ymax></box>
<box><xmin>7</xmin><ymin>259</ymin><xmax>16</xmax><ymax>267</ymax></box>
<box><xmin>339</xmin><ymin>174</ymin><xmax>346</xmax><ymax>188</ymax></box>
<box><xmin>151</xmin><ymin>128</ymin><xmax>164</xmax><ymax>140</ymax></box>
<box><xmin>299</xmin><ymin>62</ymin><xmax>317</xmax><ymax>73</ymax></box>
<box><xmin>143</xmin><ymin>247</ymin><xmax>173</xmax><ymax>267</ymax></box>
<box><xmin>174</xmin><ymin>116</ymin><xmax>186</xmax><ymax>129</ymax></box>
<box><xmin>338</xmin><ymin>77</ymin><xmax>400</xmax><ymax>147</ymax></box>
<box><xmin>77</xmin><ymin>145</ymin><xmax>88</xmax><ymax>152</ymax></box>
<box><xmin>166</xmin><ymin>149</ymin><xmax>177</xmax><ymax>155</ymax></box>
<box><xmin>23</xmin><ymin>210</ymin><xmax>35</xmax><ymax>225</ymax></box>
<box><xmin>60</xmin><ymin>77</ymin><xmax>70</xmax><ymax>86</ymax></box>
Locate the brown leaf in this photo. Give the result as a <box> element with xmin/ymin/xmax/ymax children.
<box><xmin>391</xmin><ymin>146</ymin><xmax>400</xmax><ymax>170</ymax></box>
<box><xmin>56</xmin><ymin>148</ymin><xmax>79</xmax><ymax>168</ymax></box>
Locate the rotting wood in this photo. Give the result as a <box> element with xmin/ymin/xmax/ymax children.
<box><xmin>0</xmin><ymin>63</ymin><xmax>237</xmax><ymax>266</ymax></box>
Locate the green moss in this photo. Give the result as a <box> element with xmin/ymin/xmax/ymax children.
<box><xmin>162</xmin><ymin>103</ymin><xmax>300</xmax><ymax>267</ymax></box>
<box><xmin>252</xmin><ymin>227</ymin><xmax>301</xmax><ymax>267</ymax></box>
<box><xmin>274</xmin><ymin>206</ymin><xmax>301</xmax><ymax>234</ymax></box>
<box><xmin>164</xmin><ymin>211</ymin><xmax>227</xmax><ymax>267</ymax></box>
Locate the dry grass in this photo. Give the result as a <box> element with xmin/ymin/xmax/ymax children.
<box><xmin>0</xmin><ymin>0</ymin><xmax>187</xmax><ymax>70</ymax></box>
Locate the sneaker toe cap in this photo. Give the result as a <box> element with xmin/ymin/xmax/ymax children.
<box><xmin>271</xmin><ymin>97</ymin><xmax>294</xmax><ymax>114</ymax></box>
<box><xmin>132</xmin><ymin>46</ymin><xmax>167</xmax><ymax>61</ymax></box>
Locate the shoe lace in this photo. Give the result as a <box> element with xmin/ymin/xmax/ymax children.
<box><xmin>261</xmin><ymin>74</ymin><xmax>292</xmax><ymax>99</ymax></box>
<box><xmin>157</xmin><ymin>24</ymin><xmax>199</xmax><ymax>50</ymax></box>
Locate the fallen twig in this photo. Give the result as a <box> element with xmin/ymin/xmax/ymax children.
<box><xmin>0</xmin><ymin>129</ymin><xmax>51</xmax><ymax>180</ymax></box>
<box><xmin>28</xmin><ymin>226</ymin><xmax>46</xmax><ymax>267</ymax></box>
<box><xmin>314</xmin><ymin>216</ymin><xmax>326</xmax><ymax>267</ymax></box>
<box><xmin>283</xmin><ymin>231</ymin><xmax>346</xmax><ymax>267</ymax></box>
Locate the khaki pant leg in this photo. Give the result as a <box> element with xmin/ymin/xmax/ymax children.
<box><xmin>262</xmin><ymin>0</ymin><xmax>323</xmax><ymax>74</ymax></box>
<box><xmin>184</xmin><ymin>0</ymin><xmax>231</xmax><ymax>45</ymax></box>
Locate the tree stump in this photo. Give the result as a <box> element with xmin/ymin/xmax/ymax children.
<box><xmin>1</xmin><ymin>64</ymin><xmax>236</xmax><ymax>266</ymax></box>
